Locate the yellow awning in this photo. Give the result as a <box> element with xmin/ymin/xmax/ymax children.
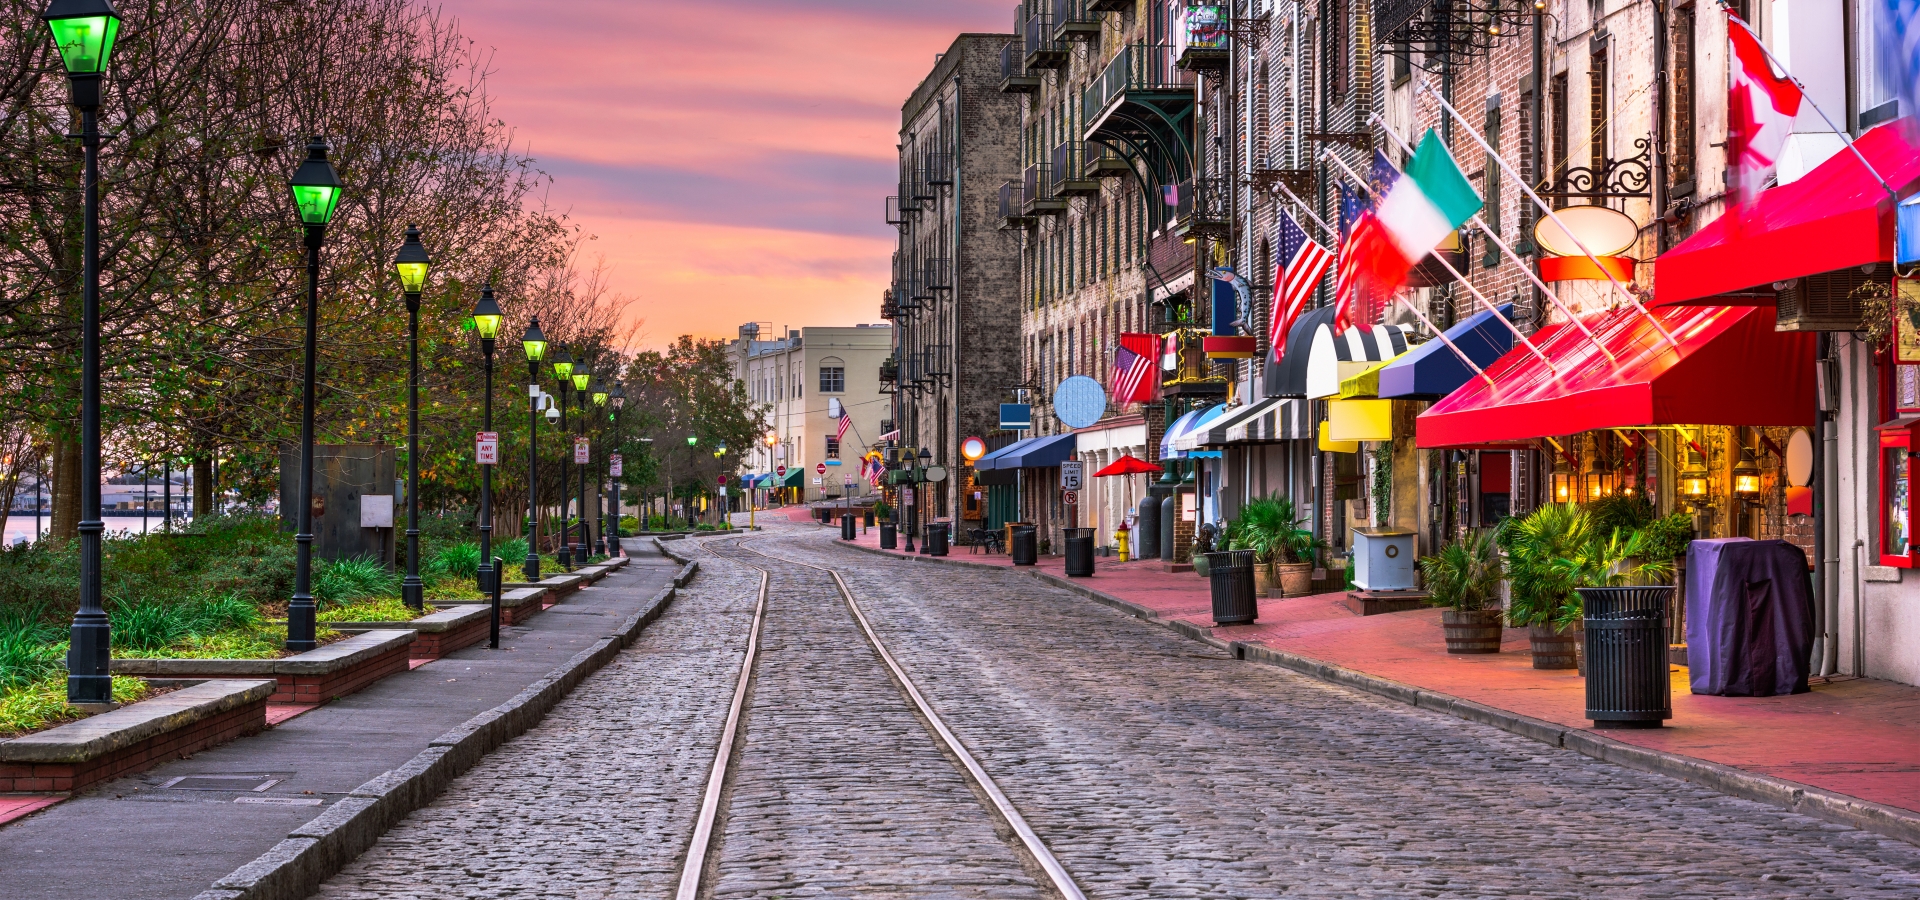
<box><xmin>1337</xmin><ymin>352</ymin><xmax>1408</xmax><ymax>399</ymax></box>
<box><xmin>1318</xmin><ymin>420</ymin><xmax>1360</xmax><ymax>453</ymax></box>
<box><xmin>1328</xmin><ymin>399</ymin><xmax>1393</xmax><ymax>442</ymax></box>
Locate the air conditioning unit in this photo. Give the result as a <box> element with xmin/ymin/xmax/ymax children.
<box><xmin>1775</xmin><ymin>263</ymin><xmax>1889</xmax><ymax>332</ymax></box>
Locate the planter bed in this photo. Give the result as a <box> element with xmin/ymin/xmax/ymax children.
<box><xmin>111</xmin><ymin>631</ymin><xmax>415</xmax><ymax>704</ymax></box>
<box><xmin>428</xmin><ymin>587</ymin><xmax>548</xmax><ymax>625</ymax></box>
<box><xmin>0</xmin><ymin>679</ymin><xmax>276</xmax><ymax>793</ymax></box>
<box><xmin>326</xmin><ymin>605</ymin><xmax>492</xmax><ymax>660</ymax></box>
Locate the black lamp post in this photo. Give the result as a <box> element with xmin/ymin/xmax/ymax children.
<box><xmin>571</xmin><ymin>361</ymin><xmax>592</xmax><ymax>559</ymax></box>
<box><xmin>902</xmin><ymin>448</ymin><xmax>918</xmax><ymax>553</ymax></box>
<box><xmin>392</xmin><ymin>226</ymin><xmax>431</xmax><ymax>611</ymax></box>
<box><xmin>607</xmin><ymin>384</ymin><xmax>625</xmax><ymax>555</ymax></box>
<box><xmin>917</xmin><ymin>446</ymin><xmax>932</xmax><ymax>550</ymax></box>
<box><xmin>472</xmin><ymin>286</ymin><xmax>504</xmax><ymax>606</ymax></box>
<box><xmin>45</xmin><ymin>0</ymin><xmax>121</xmax><ymax>704</ymax></box>
<box><xmin>284</xmin><ymin>137</ymin><xmax>344</xmax><ymax>653</ymax></box>
<box><xmin>549</xmin><ymin>346</ymin><xmax>573</xmax><ymax>567</ymax></box>
<box><xmin>589</xmin><ymin>377</ymin><xmax>609</xmax><ymax>552</ymax></box>
<box><xmin>686</xmin><ymin>435</ymin><xmax>699</xmax><ymax>528</ymax></box>
<box><xmin>520</xmin><ymin>318</ymin><xmax>547</xmax><ymax>582</ymax></box>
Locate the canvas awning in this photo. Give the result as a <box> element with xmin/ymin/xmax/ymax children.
<box><xmin>973</xmin><ymin>433</ymin><xmax>1076</xmax><ymax>470</ymax></box>
<box><xmin>1337</xmin><ymin>354</ymin><xmax>1407</xmax><ymax>399</ymax></box>
<box><xmin>1228</xmin><ymin>398</ymin><xmax>1314</xmax><ymax>442</ymax></box>
<box><xmin>1184</xmin><ymin>398</ymin><xmax>1288</xmax><ymax>446</ymax></box>
<box><xmin>1415</xmin><ymin>304</ymin><xmax>1815</xmax><ymax>448</ymax></box>
<box><xmin>1164</xmin><ymin>404</ymin><xmax>1229</xmax><ymax>456</ymax></box>
<box><xmin>1378</xmin><ymin>303</ymin><xmax>1515</xmax><ymax>399</ymax></box>
<box><xmin>1268</xmin><ymin>305</ymin><xmax>1416</xmax><ymax>398</ymax></box>
<box><xmin>1655</xmin><ymin>119</ymin><xmax>1920</xmax><ymax>306</ymax></box>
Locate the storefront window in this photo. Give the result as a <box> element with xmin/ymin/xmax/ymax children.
<box><xmin>1883</xmin><ymin>436</ymin><xmax>1914</xmax><ymax>567</ymax></box>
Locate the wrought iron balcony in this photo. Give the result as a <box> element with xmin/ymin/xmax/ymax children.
<box><xmin>885</xmin><ymin>196</ymin><xmax>905</xmax><ymax>226</ymax></box>
<box><xmin>1022</xmin><ymin>164</ymin><xmax>1068</xmax><ymax>216</ymax></box>
<box><xmin>1088</xmin><ymin>0</ymin><xmax>1128</xmax><ymax>10</ymax></box>
<box><xmin>1172</xmin><ymin>4</ymin><xmax>1230</xmax><ymax>72</ymax></box>
<box><xmin>1082</xmin><ymin>141</ymin><xmax>1131</xmax><ymax>178</ymax></box>
<box><xmin>897</xmin><ymin>184</ymin><xmax>922</xmax><ymax>214</ymax></box>
<box><xmin>881</xmin><ymin>292</ymin><xmax>900</xmax><ymax>320</ymax></box>
<box><xmin>923</xmin><ymin>344</ymin><xmax>953</xmax><ymax>382</ymax></box>
<box><xmin>1049</xmin><ymin>143</ymin><xmax>1101</xmax><ymax>198</ymax></box>
<box><xmin>922</xmin><ymin>257</ymin><xmax>952</xmax><ymax>292</ymax></box>
<box><xmin>879</xmin><ymin>356</ymin><xmax>899</xmax><ymax>382</ymax></box>
<box><xmin>999</xmin><ymin>181</ymin><xmax>1037</xmax><ymax>229</ymax></box>
<box><xmin>922</xmin><ymin>148</ymin><xmax>954</xmax><ymax>186</ymax></box>
<box><xmin>908</xmin><ymin>173</ymin><xmax>936</xmax><ymax>202</ymax></box>
<box><xmin>1024</xmin><ymin>11</ymin><xmax>1069</xmax><ymax>70</ymax></box>
<box><xmin>1051</xmin><ymin>0</ymin><xmax>1101</xmax><ymax>41</ymax></box>
<box><xmin>1170</xmin><ymin>175</ymin><xmax>1230</xmax><ymax>240</ymax></box>
<box><xmin>1084</xmin><ymin>42</ymin><xmax>1192</xmax><ymax>128</ymax></box>
<box><xmin>999</xmin><ymin>41</ymin><xmax>1040</xmax><ymax>93</ymax></box>
<box><xmin>1159</xmin><ymin>327</ymin><xmax>1230</xmax><ymax>396</ymax></box>
<box><xmin>1148</xmin><ymin>296</ymin><xmax>1195</xmax><ymax>334</ymax></box>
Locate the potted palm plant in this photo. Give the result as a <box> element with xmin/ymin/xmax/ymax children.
<box><xmin>1420</xmin><ymin>527</ymin><xmax>1505</xmax><ymax>653</ymax></box>
<box><xmin>1503</xmin><ymin>503</ymin><xmax>1589</xmax><ymax>669</ymax></box>
<box><xmin>1230</xmin><ymin>496</ymin><xmax>1320</xmax><ymax>598</ymax></box>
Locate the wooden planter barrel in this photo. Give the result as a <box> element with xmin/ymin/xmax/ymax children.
<box><xmin>1529</xmin><ymin>624</ymin><xmax>1582</xmax><ymax>670</ymax></box>
<box><xmin>1441</xmin><ymin>609</ymin><xmax>1503</xmax><ymax>654</ymax></box>
<box><xmin>1275</xmin><ymin>562</ymin><xmax>1315</xmax><ymax>598</ymax></box>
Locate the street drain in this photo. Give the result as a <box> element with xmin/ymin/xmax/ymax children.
<box><xmin>160</xmin><ymin>774</ymin><xmax>283</xmax><ymax>792</ymax></box>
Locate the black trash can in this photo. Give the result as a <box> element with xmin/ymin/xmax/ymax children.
<box><xmin>1206</xmin><ymin>549</ymin><xmax>1258</xmax><ymax>625</ymax></box>
<box><xmin>1580</xmin><ymin>586</ymin><xmax>1673</xmax><ymax>728</ymax></box>
<box><xmin>879</xmin><ymin>522</ymin><xmax>897</xmax><ymax>549</ymax></box>
<box><xmin>1136</xmin><ymin>496</ymin><xmax>1160</xmax><ymax>560</ymax></box>
<box><xmin>1011</xmin><ymin>524</ymin><xmax>1038</xmax><ymax>566</ymax></box>
<box><xmin>864</xmin><ymin>510</ymin><xmax>875</xmax><ymax>528</ymax></box>
<box><xmin>1064</xmin><ymin>527</ymin><xmax>1095</xmax><ymax>577</ymax></box>
<box><xmin>929</xmin><ymin>523</ymin><xmax>950</xmax><ymax>556</ymax></box>
<box><xmin>840</xmin><ymin>515</ymin><xmax>856</xmax><ymax>540</ymax></box>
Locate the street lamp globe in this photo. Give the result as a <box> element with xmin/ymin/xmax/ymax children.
<box><xmin>288</xmin><ymin>138</ymin><xmax>343</xmax><ymax>227</ymax></box>
<box><xmin>551</xmin><ymin>345</ymin><xmax>573</xmax><ymax>381</ymax></box>
<box><xmin>392</xmin><ymin>225</ymin><xmax>431</xmax><ymax>294</ymax></box>
<box><xmin>470</xmin><ymin>286</ymin><xmax>504</xmax><ymax>341</ymax></box>
<box><xmin>687</xmin><ymin>436</ymin><xmax>698</xmax><ymax>447</ymax></box>
<box><xmin>591</xmin><ymin>379</ymin><xmax>609</xmax><ymax>407</ymax></box>
<box><xmin>571</xmin><ymin>363</ymin><xmax>592</xmax><ymax>393</ymax></box>
<box><xmin>610</xmin><ymin>383</ymin><xmax>625</xmax><ymax>409</ymax></box>
<box><xmin>521</xmin><ymin>317</ymin><xmax>547</xmax><ymax>362</ymax></box>
<box><xmin>42</xmin><ymin>0</ymin><xmax>120</xmax><ymax>76</ymax></box>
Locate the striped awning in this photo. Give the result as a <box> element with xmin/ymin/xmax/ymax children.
<box><xmin>1268</xmin><ymin>305</ymin><xmax>1416</xmax><ymax>399</ymax></box>
<box><xmin>1229</xmin><ymin>398</ymin><xmax>1314</xmax><ymax>442</ymax></box>
<box><xmin>1183</xmin><ymin>397</ymin><xmax>1286</xmax><ymax>447</ymax></box>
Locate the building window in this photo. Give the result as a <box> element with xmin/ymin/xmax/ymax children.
<box><xmin>1589</xmin><ymin>41</ymin><xmax>1609</xmax><ymax>174</ymax></box>
<box><xmin>1550</xmin><ymin>72</ymin><xmax>1570</xmax><ymax>187</ymax></box>
<box><xmin>1670</xmin><ymin>3</ymin><xmax>1696</xmax><ymax>192</ymax></box>
<box><xmin>1884</xmin><ymin>434</ymin><xmax>1913</xmax><ymax>566</ymax></box>
<box><xmin>818</xmin><ymin>357</ymin><xmax>846</xmax><ymax>393</ymax></box>
<box><xmin>826</xmin><ymin>436</ymin><xmax>841</xmax><ymax>460</ymax></box>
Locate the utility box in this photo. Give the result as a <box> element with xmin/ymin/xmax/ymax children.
<box><xmin>279</xmin><ymin>443</ymin><xmax>397</xmax><ymax>566</ymax></box>
<box><xmin>1350</xmin><ymin>527</ymin><xmax>1416</xmax><ymax>591</ymax></box>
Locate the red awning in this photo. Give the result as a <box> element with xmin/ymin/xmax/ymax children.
<box><xmin>1655</xmin><ymin>119</ymin><xmax>1920</xmax><ymax>306</ymax></box>
<box><xmin>1415</xmin><ymin>304</ymin><xmax>1814</xmax><ymax>448</ymax></box>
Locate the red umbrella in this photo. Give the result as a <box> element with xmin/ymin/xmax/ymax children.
<box><xmin>1093</xmin><ymin>454</ymin><xmax>1162</xmax><ymax>477</ymax></box>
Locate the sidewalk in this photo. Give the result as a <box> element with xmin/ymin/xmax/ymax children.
<box><xmin>839</xmin><ymin>523</ymin><xmax>1920</xmax><ymax>832</ymax></box>
<box><xmin>0</xmin><ymin>547</ymin><xmax>681</xmax><ymax>900</ymax></box>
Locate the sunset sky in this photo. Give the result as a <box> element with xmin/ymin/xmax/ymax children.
<box><xmin>437</xmin><ymin>0</ymin><xmax>1012</xmax><ymax>350</ymax></box>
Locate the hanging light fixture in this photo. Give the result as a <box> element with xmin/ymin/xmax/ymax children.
<box><xmin>1551</xmin><ymin>451</ymin><xmax>1575</xmax><ymax>503</ymax></box>
<box><xmin>1680</xmin><ymin>434</ymin><xmax>1711</xmax><ymax>507</ymax></box>
<box><xmin>1732</xmin><ymin>441</ymin><xmax>1763</xmax><ymax>499</ymax></box>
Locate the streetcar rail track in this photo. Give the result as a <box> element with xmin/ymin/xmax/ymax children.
<box><xmin>674</xmin><ymin>535</ymin><xmax>1086</xmax><ymax>900</ymax></box>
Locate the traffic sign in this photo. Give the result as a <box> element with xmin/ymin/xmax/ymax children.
<box><xmin>609</xmin><ymin>453</ymin><xmax>623</xmax><ymax>477</ymax></box>
<box><xmin>843</xmin><ymin>474</ymin><xmax>856</xmax><ymax>487</ymax></box>
<box><xmin>475</xmin><ymin>432</ymin><xmax>498</xmax><ymax>465</ymax></box>
<box><xmin>574</xmin><ymin>437</ymin><xmax>589</xmax><ymax>464</ymax></box>
<box><xmin>1060</xmin><ymin>460</ymin><xmax>1083</xmax><ymax>491</ymax></box>
<box><xmin>717</xmin><ymin>474</ymin><xmax>727</xmax><ymax>485</ymax></box>
<box><xmin>1063</xmin><ymin>490</ymin><xmax>1078</xmax><ymax>505</ymax></box>
<box><xmin>816</xmin><ymin>462</ymin><xmax>827</xmax><ymax>476</ymax></box>
<box><xmin>776</xmin><ymin>465</ymin><xmax>788</xmax><ymax>477</ymax></box>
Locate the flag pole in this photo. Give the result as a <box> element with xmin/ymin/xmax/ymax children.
<box><xmin>1415</xmin><ymin>80</ymin><xmax>1680</xmax><ymax>349</ymax></box>
<box><xmin>1721</xmin><ymin>6</ymin><xmax>1897</xmax><ymax>200</ymax></box>
<box><xmin>1317</xmin><ymin>149</ymin><xmax>1554</xmax><ymax>377</ymax></box>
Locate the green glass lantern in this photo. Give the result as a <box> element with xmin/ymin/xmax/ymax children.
<box><xmin>471</xmin><ymin>285</ymin><xmax>504</xmax><ymax>341</ymax></box>
<box><xmin>591</xmin><ymin>379</ymin><xmax>609</xmax><ymax>407</ymax></box>
<box><xmin>521</xmin><ymin>317</ymin><xmax>547</xmax><ymax>363</ymax></box>
<box><xmin>288</xmin><ymin>137</ymin><xmax>343</xmax><ymax>227</ymax></box>
<box><xmin>687</xmin><ymin>436</ymin><xmax>698</xmax><ymax>447</ymax></box>
<box><xmin>42</xmin><ymin>0</ymin><xmax>121</xmax><ymax>76</ymax></box>
<box><xmin>571</xmin><ymin>363</ymin><xmax>591</xmax><ymax>393</ymax></box>
<box><xmin>550</xmin><ymin>345</ymin><xmax>573</xmax><ymax>380</ymax></box>
<box><xmin>392</xmin><ymin>225</ymin><xmax>431</xmax><ymax>294</ymax></box>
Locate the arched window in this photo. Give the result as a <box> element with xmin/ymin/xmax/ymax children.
<box><xmin>818</xmin><ymin>356</ymin><xmax>846</xmax><ymax>393</ymax></box>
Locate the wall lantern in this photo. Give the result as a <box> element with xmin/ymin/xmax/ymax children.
<box><xmin>1680</xmin><ymin>437</ymin><xmax>1712</xmax><ymax>507</ymax></box>
<box><xmin>1732</xmin><ymin>443</ymin><xmax>1763</xmax><ymax>499</ymax></box>
<box><xmin>1550</xmin><ymin>452</ymin><xmax>1576</xmax><ymax>503</ymax></box>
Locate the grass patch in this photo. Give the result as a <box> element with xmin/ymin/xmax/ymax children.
<box><xmin>317</xmin><ymin>598</ymin><xmax>427</xmax><ymax>623</ymax></box>
<box><xmin>0</xmin><ymin>675</ymin><xmax>151</xmax><ymax>737</ymax></box>
<box><xmin>314</xmin><ymin>556</ymin><xmax>399</xmax><ymax>606</ymax></box>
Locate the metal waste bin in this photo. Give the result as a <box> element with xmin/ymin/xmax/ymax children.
<box><xmin>879</xmin><ymin>522</ymin><xmax>897</xmax><ymax>549</ymax></box>
<box><xmin>1011</xmin><ymin>524</ymin><xmax>1038</xmax><ymax>566</ymax></box>
<box><xmin>1580</xmin><ymin>586</ymin><xmax>1673</xmax><ymax>728</ymax></box>
<box><xmin>840</xmin><ymin>515</ymin><xmax>855</xmax><ymax>540</ymax></box>
<box><xmin>863</xmin><ymin>510</ymin><xmax>875</xmax><ymax>527</ymax></box>
<box><xmin>929</xmin><ymin>523</ymin><xmax>950</xmax><ymax>556</ymax></box>
<box><xmin>1064</xmin><ymin>527</ymin><xmax>1095</xmax><ymax>577</ymax></box>
<box><xmin>1206</xmin><ymin>549</ymin><xmax>1258</xmax><ymax>625</ymax></box>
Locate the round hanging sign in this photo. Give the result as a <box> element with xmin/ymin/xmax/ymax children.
<box><xmin>1532</xmin><ymin>205</ymin><xmax>1640</xmax><ymax>258</ymax></box>
<box><xmin>961</xmin><ymin>436</ymin><xmax>987</xmax><ymax>461</ymax></box>
<box><xmin>1786</xmin><ymin>428</ymin><xmax>1815</xmax><ymax>487</ymax></box>
<box><xmin>1053</xmin><ymin>375</ymin><xmax>1107</xmax><ymax>430</ymax></box>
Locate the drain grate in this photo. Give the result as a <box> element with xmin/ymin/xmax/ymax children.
<box><xmin>160</xmin><ymin>774</ymin><xmax>283</xmax><ymax>792</ymax></box>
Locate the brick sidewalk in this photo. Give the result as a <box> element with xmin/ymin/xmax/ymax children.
<box><xmin>841</xmin><ymin>525</ymin><xmax>1920</xmax><ymax>822</ymax></box>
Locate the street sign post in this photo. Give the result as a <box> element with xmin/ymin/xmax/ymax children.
<box><xmin>1060</xmin><ymin>460</ymin><xmax>1083</xmax><ymax>491</ymax></box>
<box><xmin>475</xmin><ymin>432</ymin><xmax>498</xmax><ymax>466</ymax></box>
<box><xmin>1063</xmin><ymin>490</ymin><xmax>1077</xmax><ymax>506</ymax></box>
<box><xmin>815</xmin><ymin>462</ymin><xmax>827</xmax><ymax>476</ymax></box>
<box><xmin>776</xmin><ymin>465</ymin><xmax>787</xmax><ymax>477</ymax></box>
<box><xmin>608</xmin><ymin>453</ymin><xmax>623</xmax><ymax>477</ymax></box>
<box><xmin>574</xmin><ymin>437</ymin><xmax>589</xmax><ymax>464</ymax></box>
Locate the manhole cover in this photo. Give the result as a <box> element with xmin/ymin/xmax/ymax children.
<box><xmin>161</xmin><ymin>775</ymin><xmax>283</xmax><ymax>792</ymax></box>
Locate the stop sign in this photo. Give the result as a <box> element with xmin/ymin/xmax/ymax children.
<box><xmin>776</xmin><ymin>465</ymin><xmax>787</xmax><ymax>477</ymax></box>
<box><xmin>815</xmin><ymin>463</ymin><xmax>827</xmax><ymax>476</ymax></box>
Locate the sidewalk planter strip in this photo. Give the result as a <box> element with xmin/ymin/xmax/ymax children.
<box><xmin>0</xmin><ymin>679</ymin><xmax>276</xmax><ymax>794</ymax></box>
<box><xmin>111</xmin><ymin>631</ymin><xmax>416</xmax><ymax>704</ymax></box>
<box><xmin>326</xmin><ymin>606</ymin><xmax>492</xmax><ymax>660</ymax></box>
<box><xmin>430</xmin><ymin>588</ymin><xmax>549</xmax><ymax>625</ymax></box>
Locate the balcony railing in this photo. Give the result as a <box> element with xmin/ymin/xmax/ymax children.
<box><xmin>1051</xmin><ymin>0</ymin><xmax>1101</xmax><ymax>41</ymax></box>
<box><xmin>885</xmin><ymin>196</ymin><xmax>904</xmax><ymax>226</ymax></box>
<box><xmin>1021</xmin><ymin>164</ymin><xmax>1068</xmax><ymax>215</ymax></box>
<box><xmin>999</xmin><ymin>181</ymin><xmax>1036</xmax><ymax>228</ymax></box>
<box><xmin>923</xmin><ymin>344</ymin><xmax>952</xmax><ymax>380</ymax></box>
<box><xmin>1025</xmin><ymin>11</ymin><xmax>1069</xmax><ymax>70</ymax></box>
<box><xmin>1088</xmin><ymin>0</ymin><xmax>1129</xmax><ymax>10</ymax></box>
<box><xmin>922</xmin><ymin>148</ymin><xmax>954</xmax><ymax>186</ymax></box>
<box><xmin>897</xmin><ymin>184</ymin><xmax>922</xmax><ymax>213</ymax></box>
<box><xmin>1083</xmin><ymin>42</ymin><xmax>1194</xmax><ymax>127</ymax></box>
<box><xmin>1082</xmin><ymin>141</ymin><xmax>1131</xmax><ymax>178</ymax></box>
<box><xmin>999</xmin><ymin>41</ymin><xmax>1040</xmax><ymax>93</ymax></box>
<box><xmin>1172</xmin><ymin>4</ymin><xmax>1230</xmax><ymax>71</ymax></box>
<box><xmin>922</xmin><ymin>257</ymin><xmax>952</xmax><ymax>291</ymax></box>
<box><xmin>1169</xmin><ymin>175</ymin><xmax>1230</xmax><ymax>238</ymax></box>
<box><xmin>1049</xmin><ymin>143</ymin><xmax>1101</xmax><ymax>198</ymax></box>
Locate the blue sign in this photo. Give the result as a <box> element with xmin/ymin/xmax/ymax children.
<box><xmin>1900</xmin><ymin>196</ymin><xmax>1920</xmax><ymax>266</ymax></box>
<box><xmin>1000</xmin><ymin>403</ymin><xmax>1032</xmax><ymax>430</ymax></box>
<box><xmin>1053</xmin><ymin>376</ymin><xmax>1107</xmax><ymax>430</ymax></box>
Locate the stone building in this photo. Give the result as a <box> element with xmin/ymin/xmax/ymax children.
<box><xmin>732</xmin><ymin>324</ymin><xmax>893</xmax><ymax>504</ymax></box>
<box><xmin>885</xmin><ymin>32</ymin><xmax>1027</xmax><ymax>528</ymax></box>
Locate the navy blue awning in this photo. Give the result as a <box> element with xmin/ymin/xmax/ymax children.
<box><xmin>1377</xmin><ymin>303</ymin><xmax>1514</xmax><ymax>399</ymax></box>
<box><xmin>975</xmin><ymin>433</ymin><xmax>1077</xmax><ymax>470</ymax></box>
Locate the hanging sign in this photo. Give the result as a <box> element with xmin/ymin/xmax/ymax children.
<box><xmin>1000</xmin><ymin>403</ymin><xmax>1032</xmax><ymax>430</ymax></box>
<box><xmin>609</xmin><ymin>453</ymin><xmax>623</xmax><ymax>477</ymax></box>
<box><xmin>1053</xmin><ymin>376</ymin><xmax>1107</xmax><ymax>430</ymax></box>
<box><xmin>574</xmin><ymin>437</ymin><xmax>589</xmax><ymax>464</ymax></box>
<box><xmin>961</xmin><ymin>436</ymin><xmax>987</xmax><ymax>461</ymax></box>
<box><xmin>1897</xmin><ymin>276</ymin><xmax>1920</xmax><ymax>364</ymax></box>
<box><xmin>476</xmin><ymin>432</ymin><xmax>498</xmax><ymax>465</ymax></box>
<box><xmin>902</xmin><ymin>486</ymin><xmax>914</xmax><ymax>506</ymax></box>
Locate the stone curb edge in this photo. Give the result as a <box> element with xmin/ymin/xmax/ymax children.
<box><xmin>837</xmin><ymin>539</ymin><xmax>1920</xmax><ymax>847</ymax></box>
<box><xmin>190</xmin><ymin>559</ymin><xmax>703</xmax><ymax>900</ymax></box>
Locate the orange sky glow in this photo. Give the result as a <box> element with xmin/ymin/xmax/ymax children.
<box><xmin>438</xmin><ymin>0</ymin><xmax>1012</xmax><ymax>350</ymax></box>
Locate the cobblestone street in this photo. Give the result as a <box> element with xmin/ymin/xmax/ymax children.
<box><xmin>311</xmin><ymin>528</ymin><xmax>1920</xmax><ymax>898</ymax></box>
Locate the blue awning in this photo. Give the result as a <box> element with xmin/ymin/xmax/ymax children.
<box><xmin>1378</xmin><ymin>303</ymin><xmax>1514</xmax><ymax>399</ymax></box>
<box><xmin>1160</xmin><ymin>404</ymin><xmax>1228</xmax><ymax>459</ymax></box>
<box><xmin>976</xmin><ymin>433</ymin><xmax>1077</xmax><ymax>470</ymax></box>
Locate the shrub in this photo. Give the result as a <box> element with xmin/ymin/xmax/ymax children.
<box><xmin>313</xmin><ymin>556</ymin><xmax>399</xmax><ymax>606</ymax></box>
<box><xmin>1419</xmin><ymin>528</ymin><xmax>1505</xmax><ymax>612</ymax></box>
<box><xmin>493</xmin><ymin>538</ymin><xmax>529</xmax><ymax>567</ymax></box>
<box><xmin>317</xmin><ymin>597</ymin><xmax>425</xmax><ymax>623</ymax></box>
<box><xmin>435</xmin><ymin>543</ymin><xmax>481</xmax><ymax>580</ymax></box>
<box><xmin>0</xmin><ymin>604</ymin><xmax>63</xmax><ymax>690</ymax></box>
<box><xmin>110</xmin><ymin>598</ymin><xmax>195</xmax><ymax>652</ymax></box>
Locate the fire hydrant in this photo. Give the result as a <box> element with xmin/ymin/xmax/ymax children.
<box><xmin>1115</xmin><ymin>521</ymin><xmax>1131</xmax><ymax>562</ymax></box>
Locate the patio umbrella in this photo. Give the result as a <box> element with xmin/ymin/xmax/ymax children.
<box><xmin>1093</xmin><ymin>454</ymin><xmax>1162</xmax><ymax>477</ymax></box>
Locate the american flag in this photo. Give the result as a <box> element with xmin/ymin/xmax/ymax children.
<box><xmin>836</xmin><ymin>411</ymin><xmax>851</xmax><ymax>443</ymax></box>
<box><xmin>864</xmin><ymin>456</ymin><xmax>883</xmax><ymax>487</ymax></box>
<box><xmin>1111</xmin><ymin>333</ymin><xmax>1158</xmax><ymax>404</ymax></box>
<box><xmin>1271</xmin><ymin>213</ymin><xmax>1333</xmax><ymax>362</ymax></box>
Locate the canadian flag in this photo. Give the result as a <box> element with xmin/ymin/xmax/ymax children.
<box><xmin>1727</xmin><ymin>15</ymin><xmax>1803</xmax><ymax>206</ymax></box>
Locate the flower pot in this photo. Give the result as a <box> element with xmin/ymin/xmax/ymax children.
<box><xmin>1441</xmin><ymin>608</ymin><xmax>1503</xmax><ymax>654</ymax></box>
<box><xmin>1192</xmin><ymin>555</ymin><xmax>1211</xmax><ymax>577</ymax></box>
<box><xmin>1528</xmin><ymin>623</ymin><xmax>1582</xmax><ymax>670</ymax></box>
<box><xmin>1275</xmin><ymin>561</ymin><xmax>1315</xmax><ymax>598</ymax></box>
<box><xmin>1253</xmin><ymin>562</ymin><xmax>1273</xmax><ymax>597</ymax></box>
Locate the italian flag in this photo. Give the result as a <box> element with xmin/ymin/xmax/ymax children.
<box><xmin>1335</xmin><ymin>130</ymin><xmax>1482</xmax><ymax>327</ymax></box>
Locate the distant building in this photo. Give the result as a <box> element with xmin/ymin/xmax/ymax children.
<box><xmin>730</xmin><ymin>324</ymin><xmax>893</xmax><ymax>503</ymax></box>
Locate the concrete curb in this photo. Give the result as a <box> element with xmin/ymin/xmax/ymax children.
<box><xmin>836</xmin><ymin>539</ymin><xmax>1920</xmax><ymax>847</ymax></box>
<box><xmin>191</xmin><ymin>560</ymin><xmax>704</xmax><ymax>900</ymax></box>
